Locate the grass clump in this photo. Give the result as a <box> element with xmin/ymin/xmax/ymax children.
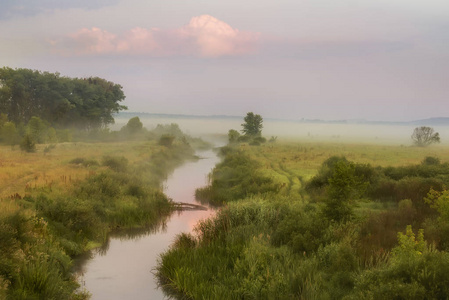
<box><xmin>195</xmin><ymin>148</ymin><xmax>279</xmax><ymax>205</ymax></box>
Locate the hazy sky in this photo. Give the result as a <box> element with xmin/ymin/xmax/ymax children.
<box><xmin>1</xmin><ymin>0</ymin><xmax>448</xmax><ymax>121</ymax></box>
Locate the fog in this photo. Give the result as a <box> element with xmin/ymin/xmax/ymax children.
<box><xmin>113</xmin><ymin>116</ymin><xmax>449</xmax><ymax>146</ymax></box>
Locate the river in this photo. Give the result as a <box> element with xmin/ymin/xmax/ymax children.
<box><xmin>75</xmin><ymin>149</ymin><xmax>220</xmax><ymax>299</ymax></box>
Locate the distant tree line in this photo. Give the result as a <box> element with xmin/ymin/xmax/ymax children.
<box><xmin>0</xmin><ymin>67</ymin><xmax>127</xmax><ymax>130</ymax></box>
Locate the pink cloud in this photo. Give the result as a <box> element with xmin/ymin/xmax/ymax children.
<box><xmin>52</xmin><ymin>15</ymin><xmax>259</xmax><ymax>57</ymax></box>
<box><xmin>69</xmin><ymin>27</ymin><xmax>117</xmax><ymax>54</ymax></box>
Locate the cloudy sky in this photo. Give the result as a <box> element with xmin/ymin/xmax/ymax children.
<box><xmin>1</xmin><ymin>0</ymin><xmax>448</xmax><ymax>121</ymax></box>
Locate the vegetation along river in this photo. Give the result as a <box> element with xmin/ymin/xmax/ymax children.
<box><xmin>74</xmin><ymin>149</ymin><xmax>220</xmax><ymax>299</ymax></box>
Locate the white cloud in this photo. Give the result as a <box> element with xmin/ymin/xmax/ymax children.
<box><xmin>52</xmin><ymin>15</ymin><xmax>260</xmax><ymax>58</ymax></box>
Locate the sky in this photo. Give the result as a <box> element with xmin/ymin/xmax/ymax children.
<box><xmin>1</xmin><ymin>0</ymin><xmax>448</xmax><ymax>122</ymax></box>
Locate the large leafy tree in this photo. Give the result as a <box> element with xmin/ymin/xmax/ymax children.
<box><xmin>411</xmin><ymin>126</ymin><xmax>440</xmax><ymax>147</ymax></box>
<box><xmin>0</xmin><ymin>67</ymin><xmax>127</xmax><ymax>130</ymax></box>
<box><xmin>241</xmin><ymin>112</ymin><xmax>263</xmax><ymax>136</ymax></box>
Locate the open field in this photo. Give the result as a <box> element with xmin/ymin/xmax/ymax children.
<box><xmin>245</xmin><ymin>139</ymin><xmax>449</xmax><ymax>181</ymax></box>
<box><xmin>158</xmin><ymin>138</ymin><xmax>449</xmax><ymax>299</ymax></box>
<box><xmin>0</xmin><ymin>141</ymin><xmax>163</xmax><ymax>199</ymax></box>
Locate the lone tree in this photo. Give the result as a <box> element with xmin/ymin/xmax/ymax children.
<box><xmin>322</xmin><ymin>160</ymin><xmax>357</xmax><ymax>222</ymax></box>
<box><xmin>241</xmin><ymin>112</ymin><xmax>263</xmax><ymax>136</ymax></box>
<box><xmin>411</xmin><ymin>126</ymin><xmax>440</xmax><ymax>147</ymax></box>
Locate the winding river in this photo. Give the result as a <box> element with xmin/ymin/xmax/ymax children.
<box><xmin>75</xmin><ymin>149</ymin><xmax>220</xmax><ymax>299</ymax></box>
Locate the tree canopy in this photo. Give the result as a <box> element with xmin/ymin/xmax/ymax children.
<box><xmin>0</xmin><ymin>67</ymin><xmax>127</xmax><ymax>130</ymax></box>
<box><xmin>411</xmin><ymin>126</ymin><xmax>440</xmax><ymax>147</ymax></box>
<box><xmin>241</xmin><ymin>112</ymin><xmax>263</xmax><ymax>136</ymax></box>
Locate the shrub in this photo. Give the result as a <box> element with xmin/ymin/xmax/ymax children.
<box><xmin>271</xmin><ymin>205</ymin><xmax>327</xmax><ymax>253</ymax></box>
<box><xmin>195</xmin><ymin>150</ymin><xmax>278</xmax><ymax>204</ymax></box>
<box><xmin>349</xmin><ymin>226</ymin><xmax>449</xmax><ymax>299</ymax></box>
<box><xmin>102</xmin><ymin>155</ymin><xmax>128</xmax><ymax>172</ymax></box>
<box><xmin>20</xmin><ymin>134</ymin><xmax>36</xmax><ymax>152</ymax></box>
<box><xmin>422</xmin><ymin>156</ymin><xmax>440</xmax><ymax>166</ymax></box>
<box><xmin>159</xmin><ymin>134</ymin><xmax>175</xmax><ymax>147</ymax></box>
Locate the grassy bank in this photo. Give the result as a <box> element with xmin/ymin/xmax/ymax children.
<box><xmin>0</xmin><ymin>136</ymin><xmax>199</xmax><ymax>299</ymax></box>
<box><xmin>158</xmin><ymin>140</ymin><xmax>449</xmax><ymax>299</ymax></box>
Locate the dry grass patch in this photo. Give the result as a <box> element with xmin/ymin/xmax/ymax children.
<box><xmin>0</xmin><ymin>141</ymin><xmax>163</xmax><ymax>199</ymax></box>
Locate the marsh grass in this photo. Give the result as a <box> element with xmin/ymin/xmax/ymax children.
<box><xmin>158</xmin><ymin>140</ymin><xmax>449</xmax><ymax>299</ymax></box>
<box><xmin>0</xmin><ymin>139</ymin><xmax>197</xmax><ymax>299</ymax></box>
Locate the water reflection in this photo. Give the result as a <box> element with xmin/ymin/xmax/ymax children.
<box><xmin>75</xmin><ymin>149</ymin><xmax>220</xmax><ymax>300</ymax></box>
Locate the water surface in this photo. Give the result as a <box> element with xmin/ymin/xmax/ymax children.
<box><xmin>75</xmin><ymin>149</ymin><xmax>220</xmax><ymax>299</ymax></box>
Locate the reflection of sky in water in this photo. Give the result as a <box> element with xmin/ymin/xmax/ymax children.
<box><xmin>76</xmin><ymin>149</ymin><xmax>220</xmax><ymax>299</ymax></box>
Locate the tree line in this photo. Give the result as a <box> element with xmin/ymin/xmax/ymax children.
<box><xmin>0</xmin><ymin>67</ymin><xmax>127</xmax><ymax>130</ymax></box>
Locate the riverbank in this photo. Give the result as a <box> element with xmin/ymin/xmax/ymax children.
<box><xmin>75</xmin><ymin>148</ymin><xmax>220</xmax><ymax>299</ymax></box>
<box><xmin>157</xmin><ymin>141</ymin><xmax>449</xmax><ymax>299</ymax></box>
<box><xmin>0</xmin><ymin>138</ymin><xmax>200</xmax><ymax>299</ymax></box>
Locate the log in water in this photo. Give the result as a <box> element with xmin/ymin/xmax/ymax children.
<box><xmin>74</xmin><ymin>149</ymin><xmax>220</xmax><ymax>299</ymax></box>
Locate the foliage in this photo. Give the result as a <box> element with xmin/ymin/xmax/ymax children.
<box><xmin>271</xmin><ymin>204</ymin><xmax>327</xmax><ymax>253</ymax></box>
<box><xmin>425</xmin><ymin>189</ymin><xmax>449</xmax><ymax>222</ymax></box>
<box><xmin>27</xmin><ymin>116</ymin><xmax>49</xmax><ymax>144</ymax></box>
<box><xmin>349</xmin><ymin>226</ymin><xmax>449</xmax><ymax>299</ymax></box>
<box><xmin>0</xmin><ymin>136</ymin><xmax>197</xmax><ymax>298</ymax></box>
<box><xmin>323</xmin><ymin>160</ymin><xmax>358</xmax><ymax>222</ymax></box>
<box><xmin>424</xmin><ymin>189</ymin><xmax>449</xmax><ymax>250</ymax></box>
<box><xmin>102</xmin><ymin>155</ymin><xmax>129</xmax><ymax>172</ymax></box>
<box><xmin>228</xmin><ymin>129</ymin><xmax>240</xmax><ymax>143</ymax></box>
<box><xmin>195</xmin><ymin>149</ymin><xmax>279</xmax><ymax>204</ymax></box>
<box><xmin>121</xmin><ymin>116</ymin><xmax>144</xmax><ymax>136</ymax></box>
<box><xmin>19</xmin><ymin>133</ymin><xmax>36</xmax><ymax>152</ymax></box>
<box><xmin>411</xmin><ymin>126</ymin><xmax>440</xmax><ymax>147</ymax></box>
<box><xmin>1</xmin><ymin>121</ymin><xmax>19</xmax><ymax>146</ymax></box>
<box><xmin>241</xmin><ymin>112</ymin><xmax>263</xmax><ymax>137</ymax></box>
<box><xmin>0</xmin><ymin>67</ymin><xmax>127</xmax><ymax>129</ymax></box>
<box><xmin>158</xmin><ymin>134</ymin><xmax>175</xmax><ymax>147</ymax></box>
<box><xmin>151</xmin><ymin>123</ymin><xmax>184</xmax><ymax>138</ymax></box>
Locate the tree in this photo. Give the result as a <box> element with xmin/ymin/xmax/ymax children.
<box><xmin>1</xmin><ymin>121</ymin><xmax>19</xmax><ymax>146</ymax></box>
<box><xmin>0</xmin><ymin>67</ymin><xmax>127</xmax><ymax>129</ymax></box>
<box><xmin>122</xmin><ymin>116</ymin><xmax>143</xmax><ymax>135</ymax></box>
<box><xmin>322</xmin><ymin>160</ymin><xmax>357</xmax><ymax>222</ymax></box>
<box><xmin>411</xmin><ymin>126</ymin><xmax>440</xmax><ymax>147</ymax></box>
<box><xmin>27</xmin><ymin>116</ymin><xmax>48</xmax><ymax>144</ymax></box>
<box><xmin>228</xmin><ymin>129</ymin><xmax>240</xmax><ymax>143</ymax></box>
<box><xmin>241</xmin><ymin>112</ymin><xmax>263</xmax><ymax>136</ymax></box>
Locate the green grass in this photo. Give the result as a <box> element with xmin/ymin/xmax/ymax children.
<box><xmin>0</xmin><ymin>137</ymin><xmax>199</xmax><ymax>299</ymax></box>
<box><xmin>157</xmin><ymin>139</ymin><xmax>449</xmax><ymax>299</ymax></box>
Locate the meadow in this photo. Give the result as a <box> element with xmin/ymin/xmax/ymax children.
<box><xmin>2</xmin><ymin>116</ymin><xmax>449</xmax><ymax>299</ymax></box>
<box><xmin>0</xmin><ymin>132</ymin><xmax>201</xmax><ymax>299</ymax></box>
<box><xmin>158</xmin><ymin>138</ymin><xmax>449</xmax><ymax>299</ymax></box>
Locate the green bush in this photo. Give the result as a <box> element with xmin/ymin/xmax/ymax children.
<box><xmin>158</xmin><ymin>134</ymin><xmax>175</xmax><ymax>147</ymax></box>
<box><xmin>195</xmin><ymin>149</ymin><xmax>279</xmax><ymax>205</ymax></box>
<box><xmin>349</xmin><ymin>226</ymin><xmax>449</xmax><ymax>299</ymax></box>
<box><xmin>102</xmin><ymin>155</ymin><xmax>129</xmax><ymax>172</ymax></box>
<box><xmin>20</xmin><ymin>134</ymin><xmax>36</xmax><ymax>152</ymax></box>
<box><xmin>271</xmin><ymin>204</ymin><xmax>327</xmax><ymax>253</ymax></box>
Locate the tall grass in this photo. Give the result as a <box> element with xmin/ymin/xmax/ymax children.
<box><xmin>157</xmin><ymin>140</ymin><xmax>449</xmax><ymax>299</ymax></box>
<box><xmin>0</xmin><ymin>138</ymin><xmax>198</xmax><ymax>298</ymax></box>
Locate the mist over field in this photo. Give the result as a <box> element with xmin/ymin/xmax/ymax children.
<box><xmin>2</xmin><ymin>0</ymin><xmax>449</xmax><ymax>298</ymax></box>
<box><xmin>113</xmin><ymin>115</ymin><xmax>449</xmax><ymax>145</ymax></box>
